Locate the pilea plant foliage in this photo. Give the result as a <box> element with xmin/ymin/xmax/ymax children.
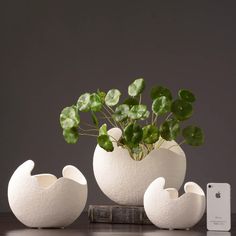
<box><xmin>60</xmin><ymin>78</ymin><xmax>204</xmax><ymax>161</ymax></box>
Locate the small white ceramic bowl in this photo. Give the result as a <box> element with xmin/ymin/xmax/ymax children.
<box><xmin>144</xmin><ymin>177</ymin><xmax>205</xmax><ymax>230</ymax></box>
<box><xmin>8</xmin><ymin>160</ymin><xmax>87</xmax><ymax>228</ymax></box>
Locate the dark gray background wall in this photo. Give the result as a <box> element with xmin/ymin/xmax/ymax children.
<box><xmin>1</xmin><ymin>1</ymin><xmax>236</xmax><ymax>212</ymax></box>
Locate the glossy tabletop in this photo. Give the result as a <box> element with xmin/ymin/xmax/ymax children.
<box><xmin>0</xmin><ymin>212</ymin><xmax>234</xmax><ymax>236</ymax></box>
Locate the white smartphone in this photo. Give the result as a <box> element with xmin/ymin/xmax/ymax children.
<box><xmin>207</xmin><ymin>183</ymin><xmax>231</xmax><ymax>231</ymax></box>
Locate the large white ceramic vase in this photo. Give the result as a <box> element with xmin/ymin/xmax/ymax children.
<box><xmin>93</xmin><ymin>128</ymin><xmax>186</xmax><ymax>205</ymax></box>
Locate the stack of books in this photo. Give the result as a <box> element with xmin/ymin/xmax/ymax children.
<box><xmin>88</xmin><ymin>205</ymin><xmax>152</xmax><ymax>224</ymax></box>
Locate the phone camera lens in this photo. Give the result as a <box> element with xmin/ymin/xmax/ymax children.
<box><xmin>208</xmin><ymin>185</ymin><xmax>212</xmax><ymax>188</ymax></box>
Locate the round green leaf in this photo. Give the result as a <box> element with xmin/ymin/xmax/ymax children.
<box><xmin>97</xmin><ymin>135</ymin><xmax>114</xmax><ymax>152</ymax></box>
<box><xmin>123</xmin><ymin>97</ymin><xmax>139</xmax><ymax>107</ymax></box>
<box><xmin>171</xmin><ymin>99</ymin><xmax>193</xmax><ymax>121</ymax></box>
<box><xmin>90</xmin><ymin>93</ymin><xmax>102</xmax><ymax>112</ymax></box>
<box><xmin>63</xmin><ymin>128</ymin><xmax>79</xmax><ymax>144</ymax></box>
<box><xmin>77</xmin><ymin>93</ymin><xmax>91</xmax><ymax>112</ymax></box>
<box><xmin>160</xmin><ymin>118</ymin><xmax>180</xmax><ymax>141</ymax></box>
<box><xmin>124</xmin><ymin>123</ymin><xmax>143</xmax><ymax>146</ymax></box>
<box><xmin>130</xmin><ymin>145</ymin><xmax>144</xmax><ymax>161</ymax></box>
<box><xmin>128</xmin><ymin>78</ymin><xmax>145</xmax><ymax>97</ymax></box>
<box><xmin>142</xmin><ymin>125</ymin><xmax>159</xmax><ymax>144</ymax></box>
<box><xmin>97</xmin><ymin>89</ymin><xmax>106</xmax><ymax>103</ymax></box>
<box><xmin>182</xmin><ymin>126</ymin><xmax>204</xmax><ymax>146</ymax></box>
<box><xmin>60</xmin><ymin>106</ymin><xmax>80</xmax><ymax>129</ymax></box>
<box><xmin>99</xmin><ymin>124</ymin><xmax>107</xmax><ymax>136</ymax></box>
<box><xmin>150</xmin><ymin>86</ymin><xmax>172</xmax><ymax>100</ymax></box>
<box><xmin>131</xmin><ymin>145</ymin><xmax>142</xmax><ymax>154</ymax></box>
<box><xmin>128</xmin><ymin>104</ymin><xmax>147</xmax><ymax>120</ymax></box>
<box><xmin>113</xmin><ymin>104</ymin><xmax>129</xmax><ymax>122</ymax></box>
<box><xmin>152</xmin><ymin>96</ymin><xmax>171</xmax><ymax>115</ymax></box>
<box><xmin>105</xmin><ymin>89</ymin><xmax>121</xmax><ymax>107</ymax></box>
<box><xmin>141</xmin><ymin>110</ymin><xmax>150</xmax><ymax>120</ymax></box>
<box><xmin>178</xmin><ymin>89</ymin><xmax>196</xmax><ymax>103</ymax></box>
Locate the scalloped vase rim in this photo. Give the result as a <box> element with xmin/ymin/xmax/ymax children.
<box><xmin>22</xmin><ymin>160</ymin><xmax>87</xmax><ymax>189</ymax></box>
<box><xmin>155</xmin><ymin>177</ymin><xmax>205</xmax><ymax>200</ymax></box>
<box><xmin>107</xmin><ymin>127</ymin><xmax>185</xmax><ymax>161</ymax></box>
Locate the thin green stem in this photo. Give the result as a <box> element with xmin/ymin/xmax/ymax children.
<box><xmin>167</xmin><ymin>140</ymin><xmax>186</xmax><ymax>150</ymax></box>
<box><xmin>120</xmin><ymin>124</ymin><xmax>125</xmax><ymax>130</ymax></box>
<box><xmin>104</xmin><ymin>105</ymin><xmax>125</xmax><ymax>130</ymax></box>
<box><xmin>79</xmin><ymin>127</ymin><xmax>98</xmax><ymax>132</ymax></box>
<box><xmin>101</xmin><ymin>111</ymin><xmax>116</xmax><ymax>127</ymax></box>
<box><xmin>165</xmin><ymin>112</ymin><xmax>172</xmax><ymax>121</ymax></box>
<box><xmin>156</xmin><ymin>137</ymin><xmax>165</xmax><ymax>148</ymax></box>
<box><xmin>108</xmin><ymin>134</ymin><xmax>124</xmax><ymax>146</ymax></box>
<box><xmin>139</xmin><ymin>94</ymin><xmax>142</xmax><ymax>104</ymax></box>
<box><xmin>107</xmin><ymin>105</ymin><xmax>115</xmax><ymax>113</ymax></box>
<box><xmin>81</xmin><ymin>122</ymin><xmax>97</xmax><ymax>128</ymax></box>
<box><xmin>80</xmin><ymin>133</ymin><xmax>98</xmax><ymax>137</ymax></box>
<box><xmin>98</xmin><ymin>116</ymin><xmax>113</xmax><ymax>119</ymax></box>
<box><xmin>103</xmin><ymin>105</ymin><xmax>113</xmax><ymax>116</ymax></box>
<box><xmin>102</xmin><ymin>105</ymin><xmax>121</xmax><ymax>128</ymax></box>
<box><xmin>142</xmin><ymin>143</ymin><xmax>150</xmax><ymax>154</ymax></box>
<box><xmin>153</xmin><ymin>114</ymin><xmax>158</xmax><ymax>125</ymax></box>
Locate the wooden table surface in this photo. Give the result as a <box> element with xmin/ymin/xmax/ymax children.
<box><xmin>0</xmin><ymin>212</ymin><xmax>234</xmax><ymax>236</ymax></box>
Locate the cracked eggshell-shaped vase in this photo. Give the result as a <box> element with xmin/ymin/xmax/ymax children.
<box><xmin>93</xmin><ymin>128</ymin><xmax>186</xmax><ymax>205</ymax></box>
<box><xmin>144</xmin><ymin>177</ymin><xmax>205</xmax><ymax>230</ymax></box>
<box><xmin>8</xmin><ymin>160</ymin><xmax>87</xmax><ymax>228</ymax></box>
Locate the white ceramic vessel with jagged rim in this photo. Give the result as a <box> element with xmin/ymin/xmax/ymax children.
<box><xmin>8</xmin><ymin>160</ymin><xmax>87</xmax><ymax>228</ymax></box>
<box><xmin>93</xmin><ymin>128</ymin><xmax>186</xmax><ymax>205</ymax></box>
<box><xmin>144</xmin><ymin>177</ymin><xmax>205</xmax><ymax>230</ymax></box>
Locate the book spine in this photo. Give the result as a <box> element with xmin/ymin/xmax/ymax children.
<box><xmin>88</xmin><ymin>205</ymin><xmax>152</xmax><ymax>224</ymax></box>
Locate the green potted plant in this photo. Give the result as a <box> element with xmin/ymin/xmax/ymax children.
<box><xmin>60</xmin><ymin>78</ymin><xmax>204</xmax><ymax>205</ymax></box>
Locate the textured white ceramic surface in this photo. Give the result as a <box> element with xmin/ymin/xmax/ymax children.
<box><xmin>93</xmin><ymin>128</ymin><xmax>186</xmax><ymax>205</ymax></box>
<box><xmin>144</xmin><ymin>177</ymin><xmax>205</xmax><ymax>230</ymax></box>
<box><xmin>8</xmin><ymin>160</ymin><xmax>87</xmax><ymax>228</ymax></box>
